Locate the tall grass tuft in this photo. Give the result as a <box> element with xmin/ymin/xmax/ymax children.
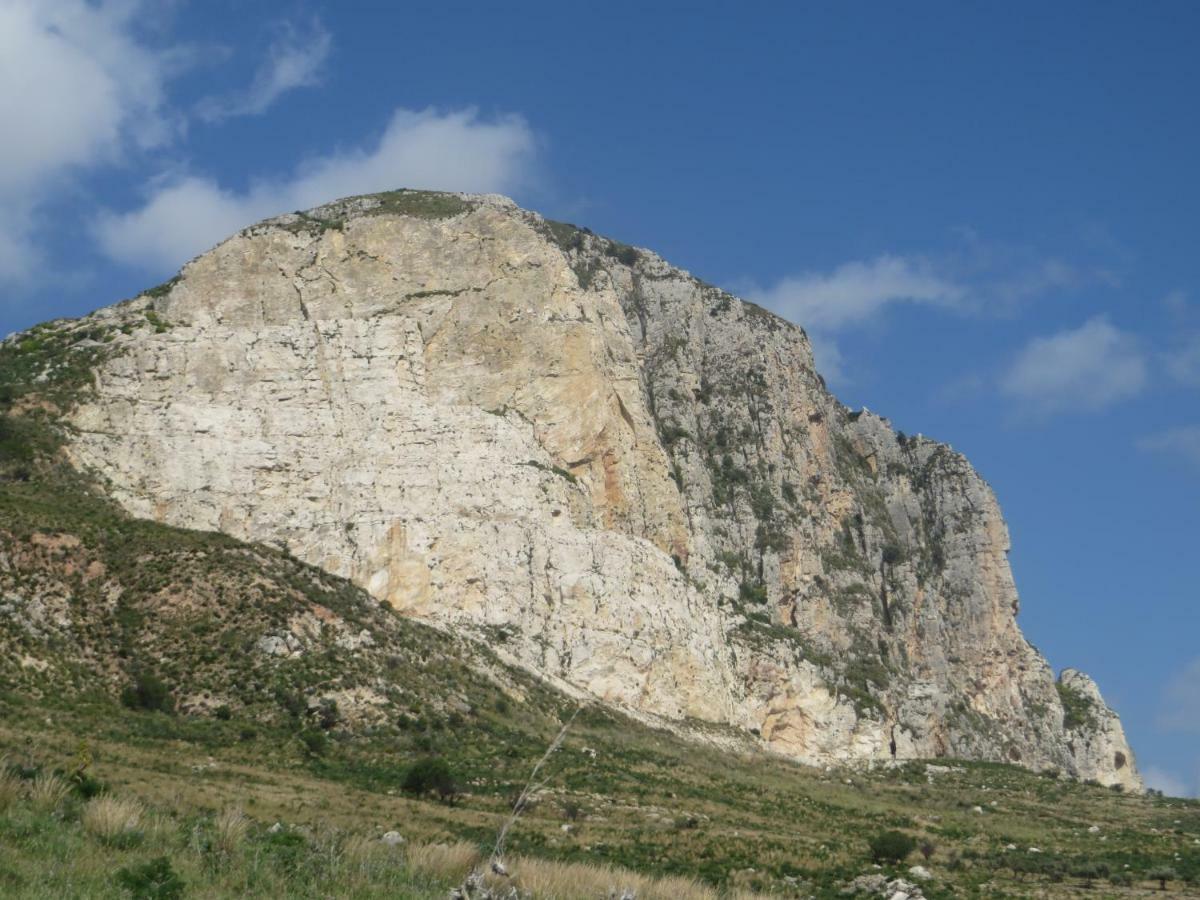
<box><xmin>405</xmin><ymin>841</ymin><xmax>481</xmax><ymax>881</ymax></box>
<box><xmin>342</xmin><ymin>834</ymin><xmax>383</xmax><ymax>869</ymax></box>
<box><xmin>0</xmin><ymin>758</ymin><xmax>20</xmax><ymax>814</ymax></box>
<box><xmin>28</xmin><ymin>772</ymin><xmax>70</xmax><ymax>813</ymax></box>
<box><xmin>212</xmin><ymin>806</ymin><xmax>248</xmax><ymax>856</ymax></box>
<box><xmin>82</xmin><ymin>794</ymin><xmax>143</xmax><ymax>843</ymax></box>
<box><xmin>499</xmin><ymin>855</ymin><xmax>720</xmax><ymax>900</ymax></box>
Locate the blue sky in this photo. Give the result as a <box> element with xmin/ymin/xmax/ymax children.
<box><xmin>1</xmin><ymin>0</ymin><xmax>1197</xmax><ymax>795</ymax></box>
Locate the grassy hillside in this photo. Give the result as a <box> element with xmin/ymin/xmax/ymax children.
<box><xmin>1</xmin><ymin>695</ymin><xmax>1198</xmax><ymax>898</ymax></box>
<box><xmin>1</xmin><ymin>310</ymin><xmax>1198</xmax><ymax>898</ymax></box>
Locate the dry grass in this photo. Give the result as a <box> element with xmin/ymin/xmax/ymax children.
<box><xmin>487</xmin><ymin>855</ymin><xmax>722</xmax><ymax>900</ymax></box>
<box><xmin>0</xmin><ymin>758</ymin><xmax>20</xmax><ymax>813</ymax></box>
<box><xmin>342</xmin><ymin>833</ymin><xmax>384</xmax><ymax>865</ymax></box>
<box><xmin>1</xmin><ymin>713</ymin><xmax>1196</xmax><ymax>899</ymax></box>
<box><xmin>81</xmin><ymin>794</ymin><xmax>143</xmax><ymax>842</ymax></box>
<box><xmin>405</xmin><ymin>840</ymin><xmax>481</xmax><ymax>882</ymax></box>
<box><xmin>27</xmin><ymin>771</ymin><xmax>70</xmax><ymax>813</ymax></box>
<box><xmin>342</xmin><ymin>832</ymin><xmax>411</xmax><ymax>883</ymax></box>
<box><xmin>212</xmin><ymin>806</ymin><xmax>248</xmax><ymax>855</ymax></box>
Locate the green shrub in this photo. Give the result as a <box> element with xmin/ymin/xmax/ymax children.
<box><xmin>261</xmin><ymin>829</ymin><xmax>308</xmax><ymax>869</ymax></box>
<box><xmin>738</xmin><ymin>581</ymin><xmax>768</xmax><ymax>604</ymax></box>
<box><xmin>298</xmin><ymin>729</ymin><xmax>328</xmax><ymax>757</ymax></box>
<box><xmin>402</xmin><ymin>757</ymin><xmax>458</xmax><ymax>803</ymax></box>
<box><xmin>1148</xmin><ymin>867</ymin><xmax>1177</xmax><ymax>891</ymax></box>
<box><xmin>367</xmin><ymin>190</ymin><xmax>472</xmax><ymax>220</ymax></box>
<box><xmin>868</xmin><ymin>829</ymin><xmax>917</xmax><ymax>864</ymax></box>
<box><xmin>1040</xmin><ymin>859</ymin><xmax>1066</xmax><ymax>883</ymax></box>
<box><xmin>120</xmin><ymin>671</ymin><xmax>173</xmax><ymax>713</ymax></box>
<box><xmin>71</xmin><ymin>771</ymin><xmax>107</xmax><ymax>799</ymax></box>
<box><xmin>604</xmin><ymin>241</ymin><xmax>639</xmax><ymax>266</ymax></box>
<box><xmin>314</xmin><ymin>698</ymin><xmax>339</xmax><ymax>730</ymax></box>
<box><xmin>1056</xmin><ymin>681</ymin><xmax>1097</xmax><ymax>731</ymax></box>
<box><xmin>115</xmin><ymin>856</ymin><xmax>184</xmax><ymax>899</ymax></box>
<box><xmin>1070</xmin><ymin>861</ymin><xmax>1109</xmax><ymax>888</ymax></box>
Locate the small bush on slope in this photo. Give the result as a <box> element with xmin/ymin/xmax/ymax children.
<box><xmin>868</xmin><ymin>829</ymin><xmax>917</xmax><ymax>864</ymax></box>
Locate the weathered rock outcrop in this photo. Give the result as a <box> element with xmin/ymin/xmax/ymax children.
<box><xmin>57</xmin><ymin>189</ymin><xmax>1138</xmax><ymax>787</ymax></box>
<box><xmin>1057</xmin><ymin>669</ymin><xmax>1140</xmax><ymax>791</ymax></box>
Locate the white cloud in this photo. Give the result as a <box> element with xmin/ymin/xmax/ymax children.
<box><xmin>196</xmin><ymin>18</ymin><xmax>331</xmax><ymax>122</ymax></box>
<box><xmin>93</xmin><ymin>107</ymin><xmax>537</xmax><ymax>271</ymax></box>
<box><xmin>1158</xmin><ymin>657</ymin><xmax>1200</xmax><ymax>733</ymax></box>
<box><xmin>1164</xmin><ymin>289</ymin><xmax>1190</xmax><ymax>314</ymax></box>
<box><xmin>1142</xmin><ymin>765</ymin><xmax>1193</xmax><ymax>798</ymax></box>
<box><xmin>92</xmin><ymin>177</ymin><xmax>252</xmax><ymax>273</ymax></box>
<box><xmin>1166</xmin><ymin>334</ymin><xmax>1200</xmax><ymax>387</ymax></box>
<box><xmin>744</xmin><ymin>255</ymin><xmax>964</xmax><ymax>385</ymax></box>
<box><xmin>0</xmin><ymin>0</ymin><xmax>177</xmax><ymax>280</ymax></box>
<box><xmin>805</xmin><ymin>333</ymin><xmax>849</xmax><ymax>385</ymax></box>
<box><xmin>0</xmin><ymin>211</ymin><xmax>38</xmax><ymax>283</ymax></box>
<box><xmin>1138</xmin><ymin>426</ymin><xmax>1200</xmax><ymax>468</ymax></box>
<box><xmin>752</xmin><ymin>255</ymin><xmax>964</xmax><ymax>332</ymax></box>
<box><xmin>741</xmin><ymin>241</ymin><xmax>1098</xmax><ymax>386</ymax></box>
<box><xmin>1145</xmin><ymin>660</ymin><xmax>1200</xmax><ymax>798</ymax></box>
<box><xmin>986</xmin><ymin>258</ymin><xmax>1094</xmax><ymax>307</ymax></box>
<box><xmin>999</xmin><ymin>316</ymin><xmax>1147</xmax><ymax>415</ymax></box>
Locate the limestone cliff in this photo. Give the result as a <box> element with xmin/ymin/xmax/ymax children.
<box><xmin>51</xmin><ymin>189</ymin><xmax>1137</xmax><ymax>788</ymax></box>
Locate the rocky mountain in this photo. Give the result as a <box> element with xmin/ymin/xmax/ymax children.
<box><xmin>4</xmin><ymin>189</ymin><xmax>1139</xmax><ymax>789</ymax></box>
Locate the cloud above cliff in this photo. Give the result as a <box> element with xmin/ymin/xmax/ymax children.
<box><xmin>196</xmin><ymin>18</ymin><xmax>331</xmax><ymax>122</ymax></box>
<box><xmin>1142</xmin><ymin>765</ymin><xmax>1196</xmax><ymax>798</ymax></box>
<box><xmin>1158</xmin><ymin>657</ymin><xmax>1200</xmax><ymax>733</ymax></box>
<box><xmin>751</xmin><ymin>255</ymin><xmax>964</xmax><ymax>331</ymax></box>
<box><xmin>1138</xmin><ymin>425</ymin><xmax>1200</xmax><ymax>468</ymax></box>
<box><xmin>1166</xmin><ymin>334</ymin><xmax>1200</xmax><ymax>387</ymax></box>
<box><xmin>744</xmin><ymin>239</ymin><xmax>1112</xmax><ymax>385</ymax></box>
<box><xmin>93</xmin><ymin>107</ymin><xmax>538</xmax><ymax>271</ymax></box>
<box><xmin>743</xmin><ymin>254</ymin><xmax>964</xmax><ymax>380</ymax></box>
<box><xmin>1000</xmin><ymin>316</ymin><xmax>1148</xmax><ymax>416</ymax></box>
<box><xmin>1146</xmin><ymin>658</ymin><xmax>1200</xmax><ymax>797</ymax></box>
<box><xmin>0</xmin><ymin>0</ymin><xmax>182</xmax><ymax>280</ymax></box>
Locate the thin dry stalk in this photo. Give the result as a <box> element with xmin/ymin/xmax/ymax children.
<box><xmin>490</xmin><ymin>706</ymin><xmax>581</xmax><ymax>865</ymax></box>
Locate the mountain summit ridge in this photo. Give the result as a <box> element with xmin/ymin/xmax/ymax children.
<box><xmin>21</xmin><ymin>188</ymin><xmax>1138</xmax><ymax>788</ymax></box>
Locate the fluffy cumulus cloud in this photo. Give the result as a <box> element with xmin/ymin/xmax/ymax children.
<box><xmin>1144</xmin><ymin>658</ymin><xmax>1200</xmax><ymax>798</ymax></box>
<box><xmin>1137</xmin><ymin>425</ymin><xmax>1200</xmax><ymax>468</ymax></box>
<box><xmin>999</xmin><ymin>316</ymin><xmax>1147</xmax><ymax>415</ymax></box>
<box><xmin>746</xmin><ymin>255</ymin><xmax>964</xmax><ymax>381</ymax></box>
<box><xmin>1142</xmin><ymin>765</ymin><xmax>1194</xmax><ymax>798</ymax></box>
<box><xmin>93</xmin><ymin>107</ymin><xmax>537</xmax><ymax>271</ymax></box>
<box><xmin>196</xmin><ymin>18</ymin><xmax>331</xmax><ymax>122</ymax></box>
<box><xmin>0</xmin><ymin>0</ymin><xmax>176</xmax><ymax>279</ymax></box>
<box><xmin>752</xmin><ymin>255</ymin><xmax>964</xmax><ymax>332</ymax></box>
<box><xmin>744</xmin><ymin>240</ymin><xmax>1107</xmax><ymax>385</ymax></box>
<box><xmin>1158</xmin><ymin>657</ymin><xmax>1200</xmax><ymax>734</ymax></box>
<box><xmin>1166</xmin><ymin>334</ymin><xmax>1200</xmax><ymax>387</ymax></box>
